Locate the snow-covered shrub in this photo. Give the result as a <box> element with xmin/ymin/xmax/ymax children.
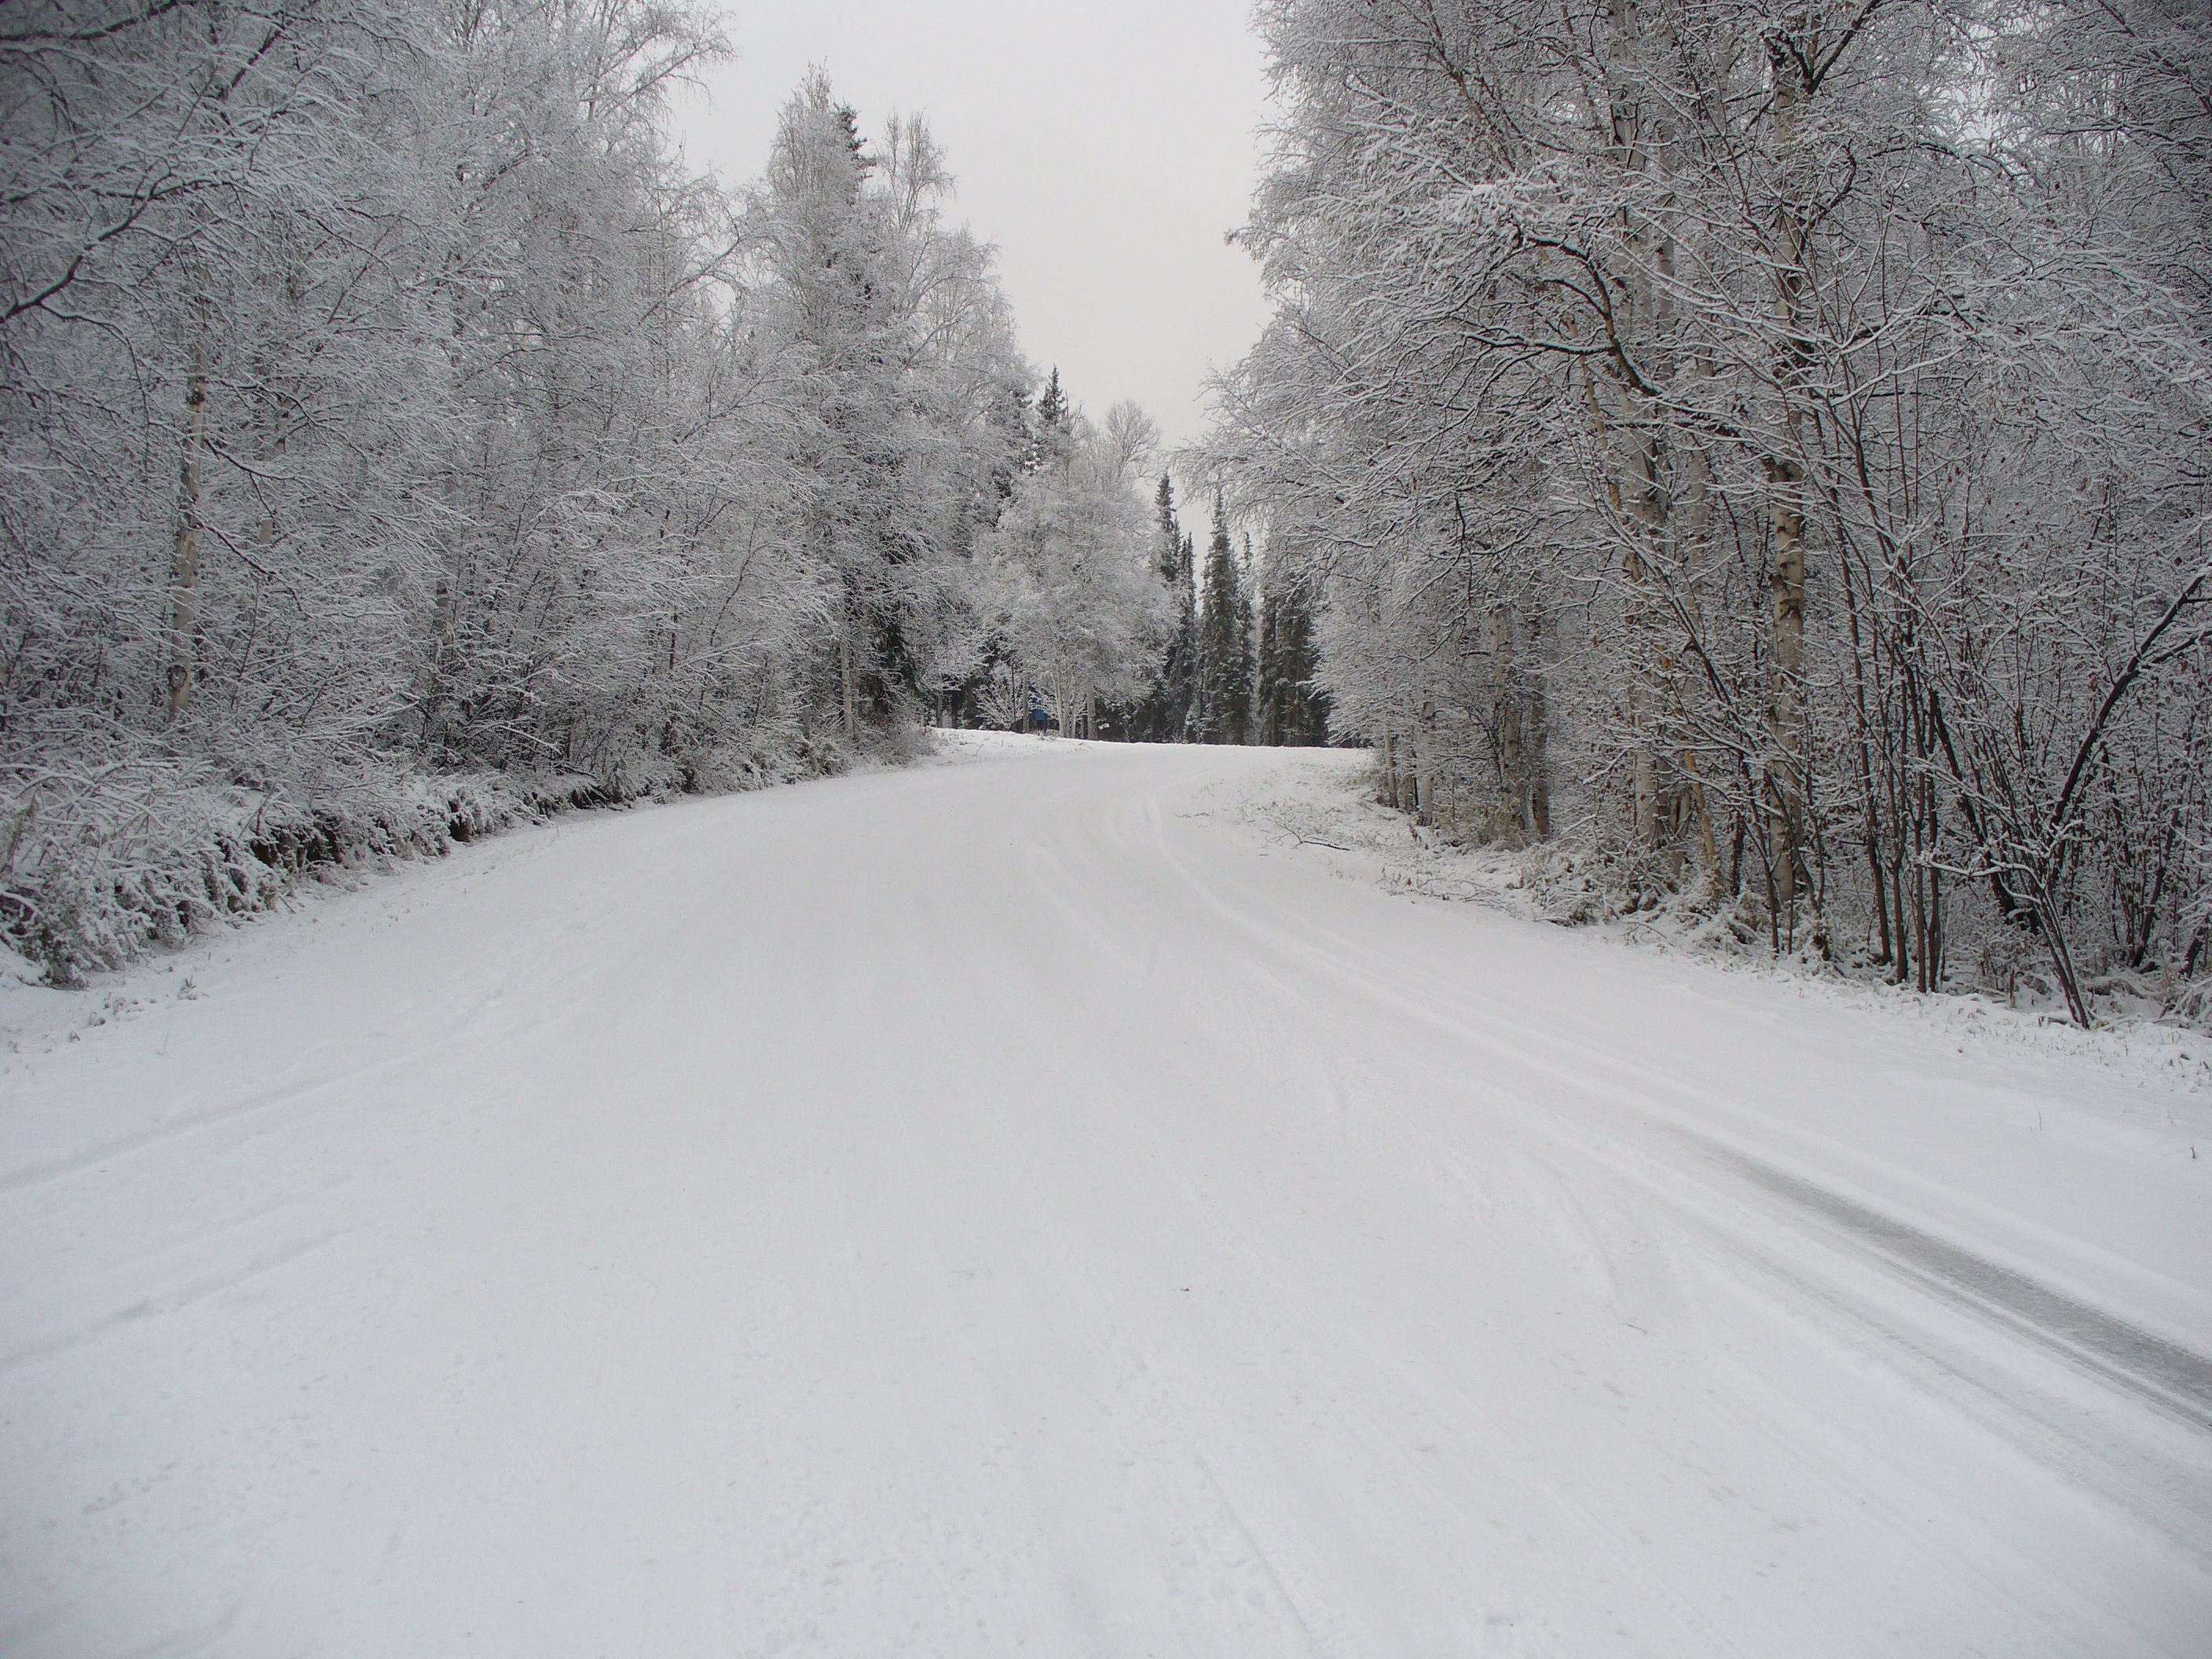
<box><xmin>2163</xmin><ymin>976</ymin><xmax>2212</xmax><ymax>1035</ymax></box>
<box><xmin>1514</xmin><ymin>837</ymin><xmax>1678</xmax><ymax>928</ymax></box>
<box><xmin>0</xmin><ymin>731</ymin><xmax>541</xmax><ymax>984</ymax></box>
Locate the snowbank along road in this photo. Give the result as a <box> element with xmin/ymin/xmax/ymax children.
<box><xmin>3</xmin><ymin>735</ymin><xmax>2209</xmax><ymax>1657</ymax></box>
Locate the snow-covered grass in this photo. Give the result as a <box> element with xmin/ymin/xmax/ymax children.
<box><xmin>1209</xmin><ymin>751</ymin><xmax>2212</xmax><ymax>1101</ymax></box>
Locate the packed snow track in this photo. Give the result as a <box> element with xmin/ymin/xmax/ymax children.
<box><xmin>4</xmin><ymin>736</ymin><xmax>2209</xmax><ymax>1657</ymax></box>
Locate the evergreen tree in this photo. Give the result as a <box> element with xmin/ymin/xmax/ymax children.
<box><xmin>1170</xmin><ymin>528</ymin><xmax>1196</xmax><ymax>738</ymax></box>
<box><xmin>1234</xmin><ymin>536</ymin><xmax>1258</xmax><ymax>739</ymax></box>
<box><xmin>1155</xmin><ymin>475</ymin><xmax>1181</xmax><ymax>585</ymax></box>
<box><xmin>1195</xmin><ymin>497</ymin><xmax>1252</xmax><ymax>744</ymax></box>
<box><xmin>1283</xmin><ymin>576</ymin><xmax>1329</xmax><ymax>744</ymax></box>
<box><xmin>1027</xmin><ymin>367</ymin><xmax>1072</xmax><ymax>473</ymax></box>
<box><xmin>1257</xmin><ymin>562</ymin><xmax>1328</xmax><ymax>745</ymax></box>
<box><xmin>1257</xmin><ymin>582</ymin><xmax>1280</xmax><ymax>745</ymax></box>
<box><xmin>1130</xmin><ymin>474</ymin><xmax>1197</xmax><ymax>739</ymax></box>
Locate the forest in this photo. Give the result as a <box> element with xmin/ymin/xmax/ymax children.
<box><xmin>0</xmin><ymin>0</ymin><xmax>1291</xmax><ymax>983</ymax></box>
<box><xmin>5</xmin><ymin>0</ymin><xmax>2207</xmax><ymax>1031</ymax></box>
<box><xmin>1202</xmin><ymin>0</ymin><xmax>2210</xmax><ymax>1027</ymax></box>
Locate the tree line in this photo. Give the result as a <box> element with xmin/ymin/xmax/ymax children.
<box><xmin>1200</xmin><ymin>0</ymin><xmax>2210</xmax><ymax>1024</ymax></box>
<box><xmin>1119</xmin><ymin>477</ymin><xmax>1328</xmax><ymax>747</ymax></box>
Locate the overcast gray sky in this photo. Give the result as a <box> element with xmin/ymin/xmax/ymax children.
<box><xmin>669</xmin><ymin>1</ymin><xmax>1273</xmax><ymax>451</ymax></box>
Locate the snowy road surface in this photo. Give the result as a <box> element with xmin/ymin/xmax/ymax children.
<box><xmin>4</xmin><ymin>736</ymin><xmax>2210</xmax><ymax>1657</ymax></box>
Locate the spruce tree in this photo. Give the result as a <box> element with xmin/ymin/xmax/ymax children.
<box><xmin>1174</xmin><ymin>527</ymin><xmax>1196</xmax><ymax>737</ymax></box>
<box><xmin>1257</xmin><ymin>581</ymin><xmax>1281</xmax><ymax>745</ymax></box>
<box><xmin>1028</xmin><ymin>367</ymin><xmax>1071</xmax><ymax>472</ymax></box>
<box><xmin>1153</xmin><ymin>478</ymin><xmax>1185</xmax><ymax>733</ymax></box>
<box><xmin>1233</xmin><ymin>536</ymin><xmax>1258</xmax><ymax>745</ymax></box>
<box><xmin>1130</xmin><ymin>476</ymin><xmax>1198</xmax><ymax>739</ymax></box>
<box><xmin>1196</xmin><ymin>497</ymin><xmax>1252</xmax><ymax>744</ymax></box>
<box><xmin>1256</xmin><ymin>561</ymin><xmax>1328</xmax><ymax>745</ymax></box>
<box><xmin>1155</xmin><ymin>474</ymin><xmax>1181</xmax><ymax>584</ymax></box>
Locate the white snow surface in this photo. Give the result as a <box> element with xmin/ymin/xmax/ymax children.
<box><xmin>3</xmin><ymin>734</ymin><xmax>2209</xmax><ymax>1657</ymax></box>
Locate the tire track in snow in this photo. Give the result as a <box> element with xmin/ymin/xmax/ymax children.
<box><xmin>0</xmin><ymin>999</ymin><xmax>568</xmax><ymax>1199</ymax></box>
<box><xmin>0</xmin><ymin>1229</ymin><xmax>346</xmax><ymax>1375</ymax></box>
<box><xmin>0</xmin><ymin>1066</ymin><xmax>373</xmax><ymax>1196</ymax></box>
<box><xmin>1716</xmin><ymin>1150</ymin><xmax>2212</xmax><ymax>1425</ymax></box>
<box><xmin>1166</xmin><ymin>820</ymin><xmax>2212</xmax><ymax>1430</ymax></box>
<box><xmin>1646</xmin><ymin>1182</ymin><xmax>2212</xmax><ymax>1580</ymax></box>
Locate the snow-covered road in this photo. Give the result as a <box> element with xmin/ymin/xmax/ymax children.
<box><xmin>4</xmin><ymin>736</ymin><xmax>2209</xmax><ymax>1657</ymax></box>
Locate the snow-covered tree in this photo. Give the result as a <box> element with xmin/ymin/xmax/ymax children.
<box><xmin>1256</xmin><ymin>562</ymin><xmax>1327</xmax><ymax>747</ymax></box>
<box><xmin>1204</xmin><ymin>0</ymin><xmax>2212</xmax><ymax>1020</ymax></box>
<box><xmin>1191</xmin><ymin>500</ymin><xmax>1253</xmax><ymax>745</ymax></box>
<box><xmin>1128</xmin><ymin>476</ymin><xmax>1198</xmax><ymax>741</ymax></box>
<box><xmin>973</xmin><ymin>399</ymin><xmax>1168</xmax><ymax>739</ymax></box>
